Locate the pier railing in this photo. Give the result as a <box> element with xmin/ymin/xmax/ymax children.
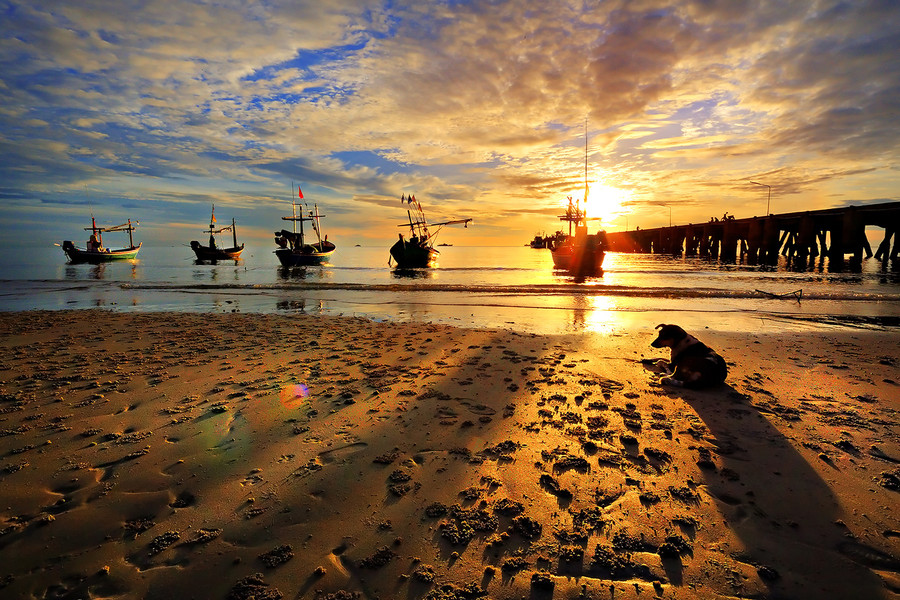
<box><xmin>605</xmin><ymin>201</ymin><xmax>899</xmax><ymax>269</ymax></box>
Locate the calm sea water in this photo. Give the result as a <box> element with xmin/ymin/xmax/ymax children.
<box><xmin>1</xmin><ymin>243</ymin><xmax>898</xmax><ymax>334</ymax></box>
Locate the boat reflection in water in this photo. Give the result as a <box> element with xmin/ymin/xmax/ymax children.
<box><xmin>64</xmin><ymin>262</ymin><xmax>137</xmax><ymax>281</ymax></box>
<box><xmin>391</xmin><ymin>267</ymin><xmax>434</xmax><ymax>280</ymax></box>
<box><xmin>277</xmin><ymin>265</ymin><xmax>333</xmax><ymax>281</ymax></box>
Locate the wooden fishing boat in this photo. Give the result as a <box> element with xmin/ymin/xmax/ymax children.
<box><xmin>549</xmin><ymin>198</ymin><xmax>607</xmax><ymax>274</ymax></box>
<box><xmin>389</xmin><ymin>194</ymin><xmax>471</xmax><ymax>268</ymax></box>
<box><xmin>549</xmin><ymin>129</ymin><xmax>606</xmax><ymax>275</ymax></box>
<box><xmin>60</xmin><ymin>217</ymin><xmax>141</xmax><ymax>263</ymax></box>
<box><xmin>529</xmin><ymin>233</ymin><xmax>547</xmax><ymax>248</ymax></box>
<box><xmin>190</xmin><ymin>206</ymin><xmax>244</xmax><ymax>261</ymax></box>
<box><xmin>274</xmin><ymin>188</ymin><xmax>335</xmax><ymax>266</ymax></box>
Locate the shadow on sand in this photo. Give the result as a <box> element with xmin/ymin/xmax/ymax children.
<box><xmin>672</xmin><ymin>381</ymin><xmax>890</xmax><ymax>599</ymax></box>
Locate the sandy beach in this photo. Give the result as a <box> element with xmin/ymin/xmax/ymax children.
<box><xmin>0</xmin><ymin>310</ymin><xmax>898</xmax><ymax>600</ymax></box>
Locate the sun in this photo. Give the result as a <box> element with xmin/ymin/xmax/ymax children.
<box><xmin>584</xmin><ymin>182</ymin><xmax>630</xmax><ymax>224</ymax></box>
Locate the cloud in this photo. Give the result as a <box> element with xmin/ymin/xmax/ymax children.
<box><xmin>0</xmin><ymin>0</ymin><xmax>898</xmax><ymax>246</ymax></box>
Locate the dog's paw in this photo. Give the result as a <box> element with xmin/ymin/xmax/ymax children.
<box><xmin>659</xmin><ymin>376</ymin><xmax>684</xmax><ymax>387</ymax></box>
<box><xmin>655</xmin><ymin>359</ymin><xmax>669</xmax><ymax>369</ymax></box>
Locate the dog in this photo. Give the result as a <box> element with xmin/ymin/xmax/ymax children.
<box><xmin>649</xmin><ymin>324</ymin><xmax>728</xmax><ymax>388</ymax></box>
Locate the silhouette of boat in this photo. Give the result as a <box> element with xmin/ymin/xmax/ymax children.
<box><xmin>549</xmin><ymin>200</ymin><xmax>607</xmax><ymax>273</ymax></box>
<box><xmin>549</xmin><ymin>130</ymin><xmax>606</xmax><ymax>274</ymax></box>
<box><xmin>389</xmin><ymin>194</ymin><xmax>471</xmax><ymax>268</ymax></box>
<box><xmin>190</xmin><ymin>205</ymin><xmax>244</xmax><ymax>261</ymax></box>
<box><xmin>274</xmin><ymin>188</ymin><xmax>335</xmax><ymax>266</ymax></box>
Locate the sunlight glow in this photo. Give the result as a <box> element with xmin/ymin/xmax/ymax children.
<box><xmin>584</xmin><ymin>181</ymin><xmax>631</xmax><ymax>224</ymax></box>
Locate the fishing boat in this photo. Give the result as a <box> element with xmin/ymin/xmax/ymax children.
<box><xmin>549</xmin><ymin>130</ymin><xmax>607</xmax><ymax>275</ymax></box>
<box><xmin>274</xmin><ymin>189</ymin><xmax>335</xmax><ymax>266</ymax></box>
<box><xmin>529</xmin><ymin>233</ymin><xmax>547</xmax><ymax>248</ymax></box>
<box><xmin>190</xmin><ymin>205</ymin><xmax>244</xmax><ymax>261</ymax></box>
<box><xmin>389</xmin><ymin>194</ymin><xmax>471</xmax><ymax>268</ymax></box>
<box><xmin>59</xmin><ymin>217</ymin><xmax>141</xmax><ymax>263</ymax></box>
<box><xmin>548</xmin><ymin>198</ymin><xmax>607</xmax><ymax>273</ymax></box>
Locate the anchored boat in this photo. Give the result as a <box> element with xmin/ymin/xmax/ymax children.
<box><xmin>548</xmin><ymin>198</ymin><xmax>607</xmax><ymax>274</ymax></box>
<box><xmin>549</xmin><ymin>130</ymin><xmax>607</xmax><ymax>275</ymax></box>
<box><xmin>60</xmin><ymin>217</ymin><xmax>141</xmax><ymax>263</ymax></box>
<box><xmin>274</xmin><ymin>188</ymin><xmax>335</xmax><ymax>266</ymax></box>
<box><xmin>190</xmin><ymin>205</ymin><xmax>244</xmax><ymax>261</ymax></box>
<box><xmin>389</xmin><ymin>194</ymin><xmax>471</xmax><ymax>268</ymax></box>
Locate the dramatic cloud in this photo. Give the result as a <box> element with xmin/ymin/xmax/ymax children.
<box><xmin>1</xmin><ymin>0</ymin><xmax>897</xmax><ymax>244</ymax></box>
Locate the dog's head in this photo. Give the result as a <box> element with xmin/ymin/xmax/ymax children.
<box><xmin>651</xmin><ymin>323</ymin><xmax>688</xmax><ymax>348</ymax></box>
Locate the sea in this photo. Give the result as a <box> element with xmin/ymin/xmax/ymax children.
<box><xmin>1</xmin><ymin>243</ymin><xmax>899</xmax><ymax>335</ymax></box>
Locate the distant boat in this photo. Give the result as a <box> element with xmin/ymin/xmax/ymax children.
<box><xmin>528</xmin><ymin>232</ymin><xmax>566</xmax><ymax>249</ymax></box>
<box><xmin>529</xmin><ymin>233</ymin><xmax>547</xmax><ymax>248</ymax></box>
<box><xmin>59</xmin><ymin>217</ymin><xmax>141</xmax><ymax>263</ymax></box>
<box><xmin>549</xmin><ymin>131</ymin><xmax>606</xmax><ymax>274</ymax></box>
<box><xmin>274</xmin><ymin>190</ymin><xmax>335</xmax><ymax>266</ymax></box>
<box><xmin>190</xmin><ymin>205</ymin><xmax>244</xmax><ymax>261</ymax></box>
<box><xmin>389</xmin><ymin>194</ymin><xmax>471</xmax><ymax>268</ymax></box>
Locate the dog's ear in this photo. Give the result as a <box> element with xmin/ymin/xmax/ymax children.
<box><xmin>655</xmin><ymin>324</ymin><xmax>665</xmax><ymax>330</ymax></box>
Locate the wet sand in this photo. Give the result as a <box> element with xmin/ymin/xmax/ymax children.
<box><xmin>0</xmin><ymin>310</ymin><xmax>898</xmax><ymax>600</ymax></box>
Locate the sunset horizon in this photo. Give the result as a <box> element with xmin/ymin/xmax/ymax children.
<box><xmin>2</xmin><ymin>1</ymin><xmax>898</xmax><ymax>250</ymax></box>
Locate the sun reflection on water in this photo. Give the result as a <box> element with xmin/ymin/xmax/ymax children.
<box><xmin>571</xmin><ymin>294</ymin><xmax>621</xmax><ymax>334</ymax></box>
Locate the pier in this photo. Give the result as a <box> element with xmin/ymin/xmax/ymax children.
<box><xmin>605</xmin><ymin>201</ymin><xmax>900</xmax><ymax>269</ymax></box>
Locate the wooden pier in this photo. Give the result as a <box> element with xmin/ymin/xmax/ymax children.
<box><xmin>605</xmin><ymin>201</ymin><xmax>900</xmax><ymax>269</ymax></box>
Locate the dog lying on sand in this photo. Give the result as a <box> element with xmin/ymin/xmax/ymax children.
<box><xmin>650</xmin><ymin>324</ymin><xmax>728</xmax><ymax>388</ymax></box>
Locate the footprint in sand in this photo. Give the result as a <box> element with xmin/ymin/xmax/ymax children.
<box><xmin>462</xmin><ymin>401</ymin><xmax>496</xmax><ymax>416</ymax></box>
<box><xmin>838</xmin><ymin>541</ymin><xmax>900</xmax><ymax>572</ymax></box>
<box><xmin>317</xmin><ymin>442</ymin><xmax>368</xmax><ymax>465</ymax></box>
<box><xmin>327</xmin><ymin>544</ymin><xmax>352</xmax><ymax>578</ymax></box>
<box><xmin>241</xmin><ymin>469</ymin><xmax>264</xmax><ymax>486</ymax></box>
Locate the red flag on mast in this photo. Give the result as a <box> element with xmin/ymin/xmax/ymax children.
<box><xmin>298</xmin><ymin>188</ymin><xmax>304</xmax><ymax>199</ymax></box>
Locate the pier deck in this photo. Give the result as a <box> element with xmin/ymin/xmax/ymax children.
<box><xmin>605</xmin><ymin>201</ymin><xmax>900</xmax><ymax>269</ymax></box>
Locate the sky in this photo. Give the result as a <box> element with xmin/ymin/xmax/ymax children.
<box><xmin>1</xmin><ymin>0</ymin><xmax>898</xmax><ymax>249</ymax></box>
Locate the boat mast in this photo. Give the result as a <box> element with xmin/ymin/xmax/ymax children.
<box><xmin>313</xmin><ymin>204</ymin><xmax>323</xmax><ymax>248</ymax></box>
<box><xmin>232</xmin><ymin>218</ymin><xmax>237</xmax><ymax>248</ymax></box>
<box><xmin>127</xmin><ymin>219</ymin><xmax>134</xmax><ymax>248</ymax></box>
<box><xmin>92</xmin><ymin>216</ymin><xmax>102</xmax><ymax>247</ymax></box>
<box><xmin>582</xmin><ymin>120</ymin><xmax>589</xmax><ymax>227</ymax></box>
<box><xmin>415</xmin><ymin>199</ymin><xmax>428</xmax><ymax>240</ymax></box>
<box><xmin>298</xmin><ymin>207</ymin><xmax>305</xmax><ymax>246</ymax></box>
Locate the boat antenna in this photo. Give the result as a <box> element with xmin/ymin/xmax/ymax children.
<box><xmin>413</xmin><ymin>194</ymin><xmax>427</xmax><ymax>238</ymax></box>
<box><xmin>289</xmin><ymin>181</ymin><xmax>297</xmax><ymax>235</ymax></box>
<box><xmin>312</xmin><ymin>204</ymin><xmax>323</xmax><ymax>248</ymax></box>
<box><xmin>583</xmin><ymin>118</ymin><xmax>589</xmax><ymax>213</ymax></box>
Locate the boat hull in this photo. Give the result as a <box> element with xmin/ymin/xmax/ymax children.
<box><xmin>190</xmin><ymin>241</ymin><xmax>244</xmax><ymax>261</ymax></box>
<box><xmin>390</xmin><ymin>239</ymin><xmax>438</xmax><ymax>268</ymax></box>
<box><xmin>550</xmin><ymin>233</ymin><xmax>606</xmax><ymax>274</ymax></box>
<box><xmin>275</xmin><ymin>243</ymin><xmax>335</xmax><ymax>267</ymax></box>
<box><xmin>62</xmin><ymin>241</ymin><xmax>142</xmax><ymax>263</ymax></box>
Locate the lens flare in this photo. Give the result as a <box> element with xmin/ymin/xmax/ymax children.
<box><xmin>279</xmin><ymin>383</ymin><xmax>309</xmax><ymax>407</ymax></box>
